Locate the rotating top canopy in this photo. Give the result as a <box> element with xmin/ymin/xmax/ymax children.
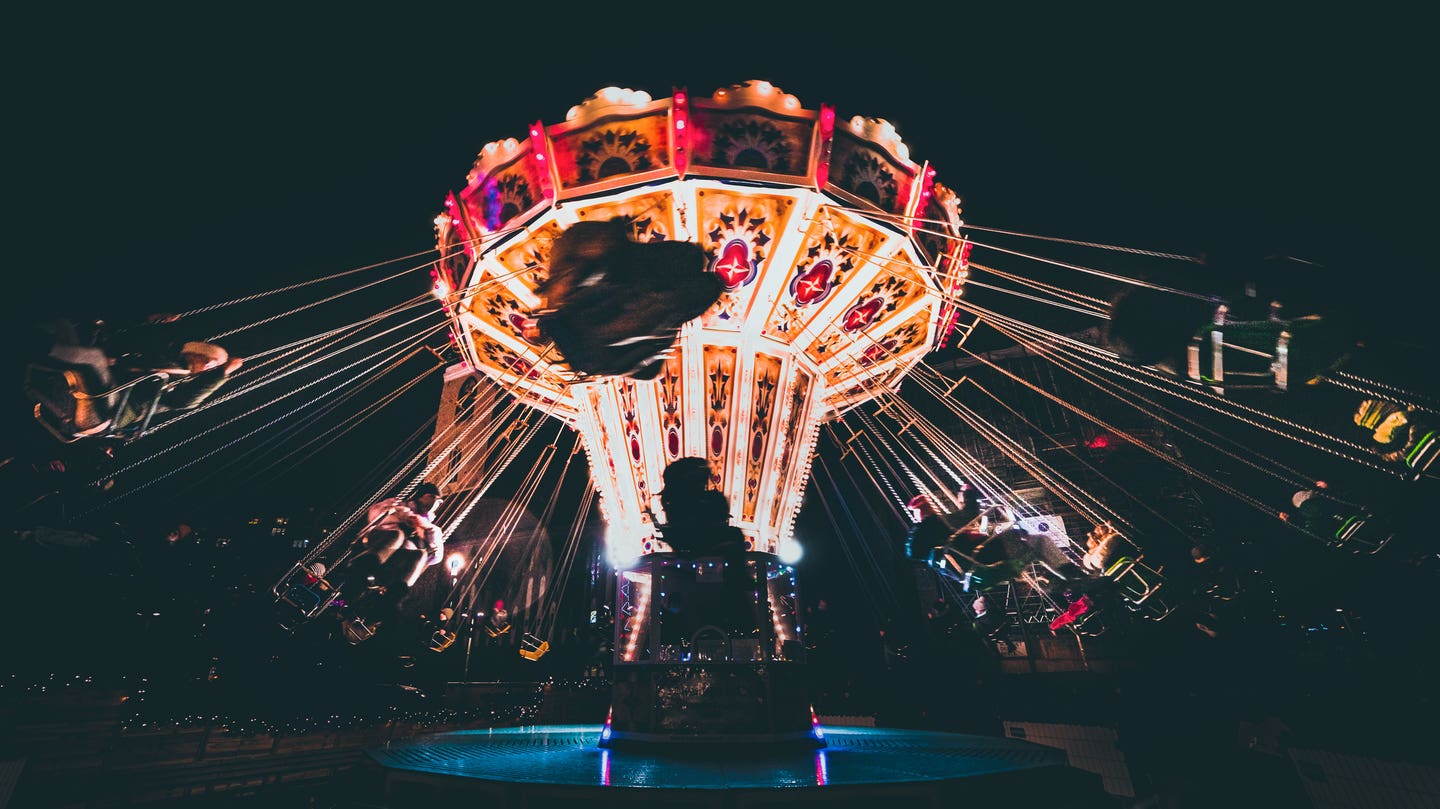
<box><xmin>433</xmin><ymin>80</ymin><xmax>972</xmax><ymax>561</ymax></box>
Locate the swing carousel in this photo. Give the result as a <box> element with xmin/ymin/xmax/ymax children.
<box><xmin>364</xmin><ymin>80</ymin><xmax>1118</xmax><ymax>801</ymax></box>
<box><xmin>38</xmin><ymin>76</ymin><xmax>1424</xmax><ymax>802</ymax></box>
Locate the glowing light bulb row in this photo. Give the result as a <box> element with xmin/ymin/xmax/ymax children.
<box><xmin>846</xmin><ymin>116</ymin><xmax>910</xmax><ymax>163</ymax></box>
<box><xmin>622</xmin><ymin>577</ymin><xmax>651</xmax><ymax>662</ymax></box>
<box><xmin>565</xmin><ymin>86</ymin><xmax>654</xmax><ymax>122</ymax></box>
<box><xmin>712</xmin><ymin>80</ymin><xmax>801</xmax><ymax>110</ymax></box>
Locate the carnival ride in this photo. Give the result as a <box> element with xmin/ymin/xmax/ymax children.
<box><xmin>18</xmin><ymin>81</ymin><xmax>1439</xmax><ymax>682</ymax></box>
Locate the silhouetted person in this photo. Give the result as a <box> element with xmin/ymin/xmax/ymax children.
<box><xmin>658</xmin><ymin>457</ymin><xmax>745</xmax><ymax>556</ymax></box>
<box><xmin>904</xmin><ymin>494</ymin><xmax>951</xmax><ymax>560</ymax></box>
<box><xmin>1105</xmin><ymin>287</ymin><xmax>1213</xmax><ymax>373</ymax></box>
<box><xmin>955</xmin><ymin>483</ymin><xmax>983</xmax><ymax>529</ymax></box>
<box><xmin>535</xmin><ymin>218</ymin><xmax>721</xmax><ymax>380</ymax></box>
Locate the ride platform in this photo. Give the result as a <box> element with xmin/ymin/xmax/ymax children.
<box><xmin>365</xmin><ymin>724</ymin><xmax>1112</xmax><ymax>807</ymax></box>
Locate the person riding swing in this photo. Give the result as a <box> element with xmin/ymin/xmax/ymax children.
<box><xmin>337</xmin><ymin>482</ymin><xmax>445</xmax><ymax>644</ymax></box>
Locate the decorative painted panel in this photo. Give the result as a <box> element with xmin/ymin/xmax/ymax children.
<box><xmin>476</xmin><ymin>289</ymin><xmax>545</xmax><ymax>349</ymax></box>
<box><xmin>435</xmin><ymin>192</ymin><xmax>476</xmax><ymax>293</ymax></box>
<box><xmin>463</xmin><ymin>144</ymin><xmax>549</xmax><ymax>232</ymax></box>
<box><xmin>586</xmin><ymin>386</ymin><xmax>623</xmax><ymax>514</ymax></box>
<box><xmin>695</xmin><ymin>190</ymin><xmax>796</xmax><ymax>330</ymax></box>
<box><xmin>703</xmin><ymin>345</ymin><xmax>739</xmax><ymax>493</ymax></box>
<box><xmin>741</xmin><ymin>354</ymin><xmax>782</xmax><ymax>522</ymax></box>
<box><xmin>804</xmin><ymin>255</ymin><xmax>931</xmax><ymax>364</ymax></box>
<box><xmin>574</xmin><ymin>191</ymin><xmax>676</xmax><ymax>242</ymax></box>
<box><xmin>822</xmin><ymin>368</ymin><xmax>899</xmax><ymax>412</ymax></box>
<box><xmin>496</xmin><ymin>220</ymin><xmax>566</xmax><ymax>292</ymax></box>
<box><xmin>823</xmin><ymin>307</ymin><xmax>933</xmax><ymax>383</ymax></box>
<box><xmin>688</xmin><ymin>109</ymin><xmax>814</xmax><ymax>177</ymax></box>
<box><xmin>828</xmin><ymin>129</ymin><xmax>916</xmax><ymax>214</ymax></box>
<box><xmin>654</xmin><ymin>355</ymin><xmax>685</xmax><ymax>464</ymax></box>
<box><xmin>914</xmin><ymin>186</ymin><xmax>959</xmax><ymax>268</ymax></box>
<box><xmin>472</xmin><ymin>337</ymin><xmax>567</xmax><ymax>390</ymax></box>
<box><xmin>550</xmin><ymin>111</ymin><xmax>671</xmax><ymax>191</ymax></box>
<box><xmin>616</xmin><ymin>379</ymin><xmax>652</xmax><ymax>514</ymax></box>
<box><xmin>760</xmin><ymin>217</ymin><xmax>888</xmax><ymax>340</ymax></box>
<box><xmin>768</xmin><ymin>367</ymin><xmax>813</xmax><ymax>530</ymax></box>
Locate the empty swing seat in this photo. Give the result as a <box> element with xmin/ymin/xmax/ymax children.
<box><xmin>520</xmin><ymin>634</ymin><xmax>550</xmax><ymax>661</ymax></box>
<box><xmin>429</xmin><ymin>629</ymin><xmax>458</xmax><ymax>653</ymax></box>
<box><xmin>1333</xmin><ymin>515</ymin><xmax>1393</xmax><ymax>555</ymax></box>
<box><xmin>1103</xmin><ymin>556</ymin><xmax>1165</xmax><ymax>606</ymax></box>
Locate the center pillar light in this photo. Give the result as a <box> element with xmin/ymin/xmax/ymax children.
<box><xmin>437</xmin><ymin>81</ymin><xmax>969</xmax><ymax>744</ymax></box>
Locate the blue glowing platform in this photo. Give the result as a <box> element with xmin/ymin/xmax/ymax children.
<box><xmin>367</xmin><ymin>724</ymin><xmax>1111</xmax><ymax>807</ymax></box>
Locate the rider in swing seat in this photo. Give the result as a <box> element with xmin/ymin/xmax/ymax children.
<box><xmin>533</xmin><ymin>218</ymin><xmax>723</xmax><ymax>381</ymax></box>
<box><xmin>28</xmin><ymin>314</ymin><xmax>241</xmax><ymax>440</ymax></box>
<box><xmin>337</xmin><ymin>482</ymin><xmax>445</xmax><ymax>643</ymax></box>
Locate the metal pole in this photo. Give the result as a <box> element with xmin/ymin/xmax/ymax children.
<box><xmin>462</xmin><ymin>614</ymin><xmax>476</xmax><ymax>683</ymax></box>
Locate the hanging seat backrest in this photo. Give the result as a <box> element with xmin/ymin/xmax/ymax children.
<box><xmin>23</xmin><ymin>362</ymin><xmax>173</xmax><ymax>443</ymax></box>
<box><xmin>1105</xmin><ymin>556</ymin><xmax>1166</xmax><ymax>604</ymax></box>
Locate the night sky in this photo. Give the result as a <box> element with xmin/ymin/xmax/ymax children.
<box><xmin>6</xmin><ymin>9</ymin><xmax>1430</xmax><ymax>517</ymax></box>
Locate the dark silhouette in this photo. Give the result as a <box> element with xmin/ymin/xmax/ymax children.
<box><xmin>535</xmin><ymin>219</ymin><xmax>722</xmax><ymax>380</ymax></box>
<box><xmin>657</xmin><ymin>457</ymin><xmax>745</xmax><ymax>556</ymax></box>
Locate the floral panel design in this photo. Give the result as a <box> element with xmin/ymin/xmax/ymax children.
<box><xmin>464</xmin><ymin>154</ymin><xmax>546</xmax><ymax>232</ymax></box>
<box><xmin>473</xmin><ymin>338</ymin><xmax>567</xmax><ymax>391</ymax></box>
<box><xmin>478</xmin><ymin>290</ymin><xmax>545</xmax><ymax>348</ymax></box>
<box><xmin>618</xmin><ymin>380</ymin><xmax>652</xmax><ymax>510</ymax></box>
<box><xmin>551</xmin><ymin>113</ymin><xmax>671</xmax><ymax>190</ymax></box>
<box><xmin>653</xmin><ymin>355</ymin><xmax>685</xmax><ymax>463</ymax></box>
<box><xmin>914</xmin><ymin>193</ymin><xmax>955</xmax><ymax>271</ymax></box>
<box><xmin>823</xmin><ymin>307</ymin><xmax>932</xmax><ymax>383</ymax></box>
<box><xmin>497</xmin><ymin>220</ymin><xmax>566</xmax><ymax>292</ymax></box>
<box><xmin>822</xmin><ymin>367</ymin><xmax>898</xmax><ymax>412</ymax></box>
<box><xmin>689</xmin><ymin>109</ymin><xmax>813</xmax><ymax>177</ymax></box>
<box><xmin>436</xmin><ymin>197</ymin><xmax>477</xmax><ymax>293</ymax></box>
<box><xmin>586</xmin><ymin>387</ymin><xmax>623</xmax><ymax>513</ymax></box>
<box><xmin>768</xmin><ymin>367</ymin><xmax>813</xmax><ymax>530</ymax></box>
<box><xmin>829</xmin><ymin>130</ymin><xmax>915</xmax><ymax>214</ymax></box>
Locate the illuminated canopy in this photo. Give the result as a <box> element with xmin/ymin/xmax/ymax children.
<box><xmin>434</xmin><ymin>81</ymin><xmax>972</xmax><ymax>559</ymax></box>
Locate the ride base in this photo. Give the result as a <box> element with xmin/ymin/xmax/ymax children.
<box><xmin>603</xmin><ymin>552</ymin><xmax>817</xmax><ymax>747</ymax></box>
<box><xmin>363</xmin><ymin>551</ymin><xmax>1110</xmax><ymax>804</ymax></box>
<box><xmin>365</xmin><ymin>724</ymin><xmax>1111</xmax><ymax>807</ymax></box>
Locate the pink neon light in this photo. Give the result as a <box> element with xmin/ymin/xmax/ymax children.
<box><xmin>815</xmin><ymin>104</ymin><xmax>835</xmax><ymax>191</ymax></box>
<box><xmin>528</xmin><ymin>120</ymin><xmax>555</xmax><ymax>199</ymax></box>
<box><xmin>817</xmin><ymin>103</ymin><xmax>840</xmax><ymax>190</ymax></box>
<box><xmin>672</xmin><ymin>88</ymin><xmax>691</xmax><ymax>177</ymax></box>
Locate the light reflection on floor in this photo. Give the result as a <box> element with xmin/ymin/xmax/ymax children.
<box><xmin>368</xmin><ymin>724</ymin><xmax>1069</xmax><ymax>790</ymax></box>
